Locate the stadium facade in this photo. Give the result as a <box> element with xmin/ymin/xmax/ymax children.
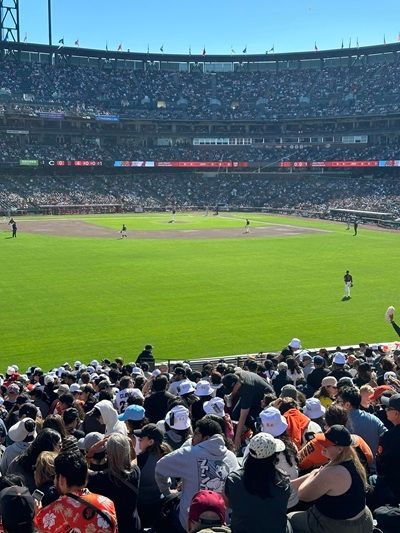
<box><xmin>0</xmin><ymin>40</ymin><xmax>399</xmax><ymax>219</ymax></box>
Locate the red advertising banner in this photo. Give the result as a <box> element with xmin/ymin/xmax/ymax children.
<box><xmin>280</xmin><ymin>160</ymin><xmax>380</xmax><ymax>168</ymax></box>
<box><xmin>155</xmin><ymin>161</ymin><xmax>249</xmax><ymax>168</ymax></box>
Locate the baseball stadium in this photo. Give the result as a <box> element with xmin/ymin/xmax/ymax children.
<box><xmin>1</xmin><ymin>3</ymin><xmax>400</xmax><ymax>533</ymax></box>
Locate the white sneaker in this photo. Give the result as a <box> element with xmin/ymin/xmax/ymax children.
<box><xmin>385</xmin><ymin>306</ymin><xmax>395</xmax><ymax>323</ymax></box>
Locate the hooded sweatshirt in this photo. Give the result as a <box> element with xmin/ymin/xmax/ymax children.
<box><xmin>155</xmin><ymin>434</ymin><xmax>239</xmax><ymax>529</ymax></box>
<box><xmin>95</xmin><ymin>400</ymin><xmax>127</xmax><ymax>435</ymax></box>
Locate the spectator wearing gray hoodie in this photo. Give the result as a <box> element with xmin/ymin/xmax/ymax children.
<box><xmin>155</xmin><ymin>418</ymin><xmax>239</xmax><ymax>531</ymax></box>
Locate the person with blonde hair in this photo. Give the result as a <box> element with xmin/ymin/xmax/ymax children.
<box><xmin>289</xmin><ymin>425</ymin><xmax>373</xmax><ymax>533</ymax></box>
<box><xmin>87</xmin><ymin>433</ymin><xmax>141</xmax><ymax>533</ymax></box>
<box><xmin>34</xmin><ymin>451</ymin><xmax>58</xmax><ymax>507</ymax></box>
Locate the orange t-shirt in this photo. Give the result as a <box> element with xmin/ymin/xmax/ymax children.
<box><xmin>298</xmin><ymin>433</ymin><xmax>373</xmax><ymax>472</ymax></box>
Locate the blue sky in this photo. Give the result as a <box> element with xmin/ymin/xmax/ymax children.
<box><xmin>19</xmin><ymin>0</ymin><xmax>400</xmax><ymax>55</ymax></box>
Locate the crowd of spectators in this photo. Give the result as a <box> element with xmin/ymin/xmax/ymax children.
<box><xmin>2</xmin><ymin>319</ymin><xmax>400</xmax><ymax>531</ymax></box>
<box><xmin>1</xmin><ymin>173</ymin><xmax>400</xmax><ymax>216</ymax></box>
<box><xmin>1</xmin><ymin>138</ymin><xmax>400</xmax><ymax>164</ymax></box>
<box><xmin>1</xmin><ymin>59</ymin><xmax>400</xmax><ymax>119</ymax></box>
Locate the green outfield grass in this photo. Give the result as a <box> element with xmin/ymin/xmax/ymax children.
<box><xmin>0</xmin><ymin>213</ymin><xmax>399</xmax><ymax>371</ymax></box>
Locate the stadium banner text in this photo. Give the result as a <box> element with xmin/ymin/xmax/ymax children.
<box><xmin>113</xmin><ymin>161</ymin><xmax>249</xmax><ymax>168</ymax></box>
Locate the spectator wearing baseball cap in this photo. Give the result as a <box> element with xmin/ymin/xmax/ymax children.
<box><xmin>225</xmin><ymin>432</ymin><xmax>290</xmax><ymax>533</ymax></box>
<box><xmin>135</xmin><ymin>424</ymin><xmax>172</xmax><ymax>529</ymax></box>
<box><xmin>314</xmin><ymin>376</ymin><xmax>337</xmax><ymax>409</ymax></box>
<box><xmin>289</xmin><ymin>425</ymin><xmax>373</xmax><ymax>533</ymax></box>
<box><xmin>368</xmin><ymin>393</ymin><xmax>400</xmax><ymax>510</ymax></box>
<box><xmin>300</xmin><ymin>352</ymin><xmax>314</xmax><ymax>380</ymax></box>
<box><xmin>328</xmin><ymin>352</ymin><xmax>353</xmax><ymax>381</ymax></box>
<box><xmin>0</xmin><ymin>485</ymin><xmax>35</xmax><ymax>533</ymax></box>
<box><xmin>4</xmin><ymin>383</ymin><xmax>20</xmax><ymax>412</ymax></box>
<box><xmin>188</xmin><ymin>490</ymin><xmax>228</xmax><ymax>532</ymax></box>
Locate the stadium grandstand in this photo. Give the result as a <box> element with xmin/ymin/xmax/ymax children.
<box><xmin>0</xmin><ymin>39</ymin><xmax>399</xmax><ymax>223</ymax></box>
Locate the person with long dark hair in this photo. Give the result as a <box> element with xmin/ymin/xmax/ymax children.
<box><xmin>224</xmin><ymin>432</ymin><xmax>291</xmax><ymax>533</ymax></box>
<box><xmin>7</xmin><ymin>428</ymin><xmax>62</xmax><ymax>491</ymax></box>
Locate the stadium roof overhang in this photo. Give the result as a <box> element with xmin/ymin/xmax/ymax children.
<box><xmin>1</xmin><ymin>41</ymin><xmax>400</xmax><ymax>64</ymax></box>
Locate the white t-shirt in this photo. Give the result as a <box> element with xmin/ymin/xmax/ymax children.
<box><xmin>115</xmin><ymin>388</ymin><xmax>144</xmax><ymax>413</ymax></box>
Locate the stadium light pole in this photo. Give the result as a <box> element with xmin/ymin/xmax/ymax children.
<box><xmin>48</xmin><ymin>0</ymin><xmax>52</xmax><ymax>45</ymax></box>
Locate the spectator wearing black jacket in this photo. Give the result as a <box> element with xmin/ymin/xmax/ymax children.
<box><xmin>307</xmin><ymin>356</ymin><xmax>329</xmax><ymax>392</ymax></box>
<box><xmin>143</xmin><ymin>375</ymin><xmax>175</xmax><ymax>424</ymax></box>
<box><xmin>136</xmin><ymin>344</ymin><xmax>155</xmax><ymax>369</ymax></box>
<box><xmin>369</xmin><ymin>394</ymin><xmax>400</xmax><ymax>510</ymax></box>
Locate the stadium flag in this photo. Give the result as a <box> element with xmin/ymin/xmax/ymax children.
<box><xmin>242</xmin><ymin>45</ymin><xmax>247</xmax><ymax>53</ymax></box>
<box><xmin>189</xmin><ymin>45</ymin><xmax>191</xmax><ymax>55</ymax></box>
<box><xmin>384</xmin><ymin>35</ymin><xmax>386</xmax><ymax>44</ymax></box>
<box><xmin>202</xmin><ymin>45</ymin><xmax>206</xmax><ymax>56</ymax></box>
<box><xmin>341</xmin><ymin>39</ymin><xmax>344</xmax><ymax>49</ymax></box>
<box><xmin>266</xmin><ymin>45</ymin><xmax>274</xmax><ymax>53</ymax></box>
<box><xmin>397</xmin><ymin>32</ymin><xmax>400</xmax><ymax>42</ymax></box>
<box><xmin>356</xmin><ymin>37</ymin><xmax>359</xmax><ymax>48</ymax></box>
<box><xmin>75</xmin><ymin>38</ymin><xmax>79</xmax><ymax>47</ymax></box>
<box><xmin>117</xmin><ymin>43</ymin><xmax>123</xmax><ymax>51</ymax></box>
<box><xmin>106</xmin><ymin>41</ymin><xmax>108</xmax><ymax>51</ymax></box>
<box><xmin>230</xmin><ymin>45</ymin><xmax>236</xmax><ymax>54</ymax></box>
<box><xmin>314</xmin><ymin>41</ymin><xmax>318</xmax><ymax>51</ymax></box>
<box><xmin>58</xmin><ymin>37</ymin><xmax>64</xmax><ymax>45</ymax></box>
<box><xmin>24</xmin><ymin>33</ymin><xmax>27</xmax><ymax>43</ymax></box>
<box><xmin>160</xmin><ymin>44</ymin><xmax>164</xmax><ymax>52</ymax></box>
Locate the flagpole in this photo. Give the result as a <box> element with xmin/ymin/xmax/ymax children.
<box><xmin>48</xmin><ymin>0</ymin><xmax>52</xmax><ymax>46</ymax></box>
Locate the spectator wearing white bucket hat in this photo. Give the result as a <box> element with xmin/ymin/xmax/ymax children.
<box><xmin>192</xmin><ymin>381</ymin><xmax>214</xmax><ymax>424</ymax></box>
<box><xmin>161</xmin><ymin>405</ymin><xmax>192</xmax><ymax>451</ymax></box>
<box><xmin>177</xmin><ymin>381</ymin><xmax>199</xmax><ymax>411</ymax></box>
<box><xmin>258</xmin><ymin>407</ymin><xmax>299</xmax><ymax>508</ymax></box>
<box><xmin>203</xmin><ymin>397</ymin><xmax>235</xmax><ymax>440</ymax></box>
<box><xmin>303</xmin><ymin>398</ymin><xmax>326</xmax><ymax>428</ymax></box>
<box><xmin>1</xmin><ymin>418</ymin><xmax>36</xmax><ymax>474</ymax></box>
